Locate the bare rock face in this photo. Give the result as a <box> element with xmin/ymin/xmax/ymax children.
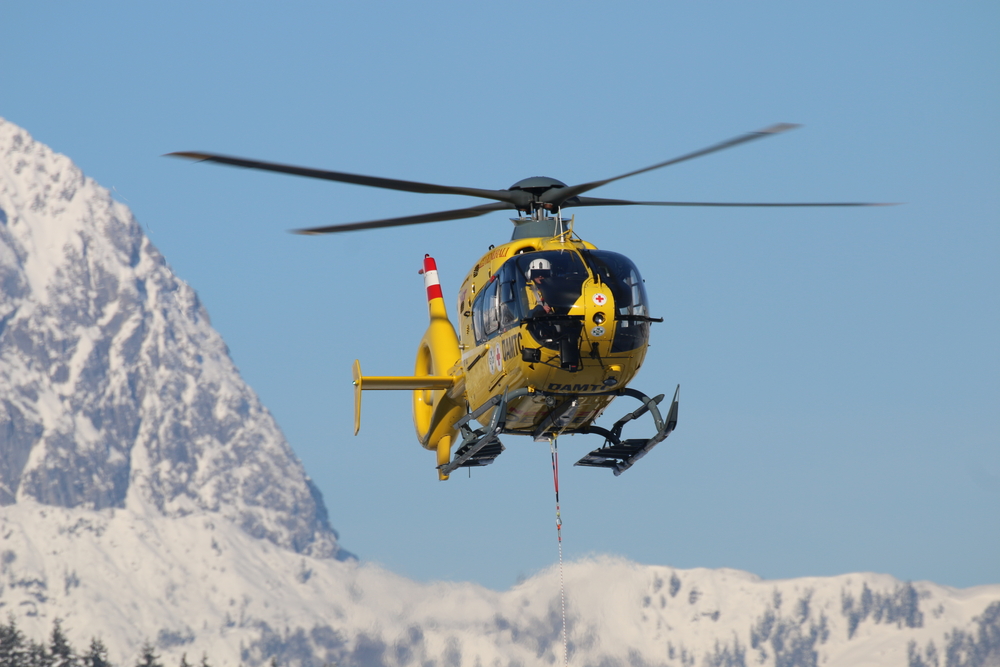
<box><xmin>0</xmin><ymin>117</ymin><xmax>348</xmax><ymax>559</ymax></box>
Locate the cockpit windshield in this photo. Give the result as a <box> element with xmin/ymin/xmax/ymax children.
<box><xmin>514</xmin><ymin>251</ymin><xmax>589</xmax><ymax>316</ymax></box>
<box><xmin>472</xmin><ymin>250</ymin><xmax>587</xmax><ymax>346</ymax></box>
<box><xmin>584</xmin><ymin>250</ymin><xmax>650</xmax><ymax>352</ymax></box>
<box><xmin>471</xmin><ymin>249</ymin><xmax>651</xmax><ymax>353</ymax></box>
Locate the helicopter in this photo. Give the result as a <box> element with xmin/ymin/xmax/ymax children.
<box><xmin>169</xmin><ymin>123</ymin><xmax>887</xmax><ymax>481</ymax></box>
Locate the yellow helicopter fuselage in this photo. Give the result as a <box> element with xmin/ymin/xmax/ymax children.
<box><xmin>457</xmin><ymin>234</ymin><xmax>649</xmax><ymax>438</ymax></box>
<box><xmin>352</xmin><ymin>223</ymin><xmax>668</xmax><ymax>480</ymax></box>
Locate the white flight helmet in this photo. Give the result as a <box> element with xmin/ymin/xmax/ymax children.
<box><xmin>527</xmin><ymin>257</ymin><xmax>552</xmax><ymax>279</ymax></box>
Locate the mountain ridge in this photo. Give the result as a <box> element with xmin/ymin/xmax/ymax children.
<box><xmin>3</xmin><ymin>499</ymin><xmax>999</xmax><ymax>667</ymax></box>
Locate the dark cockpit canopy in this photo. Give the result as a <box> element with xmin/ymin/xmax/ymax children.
<box><xmin>471</xmin><ymin>250</ymin><xmax>650</xmax><ymax>353</ymax></box>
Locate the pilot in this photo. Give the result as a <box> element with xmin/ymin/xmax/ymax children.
<box><xmin>526</xmin><ymin>258</ymin><xmax>553</xmax><ymax>315</ymax></box>
<box><xmin>525</xmin><ymin>256</ymin><xmax>577</xmax><ymax>356</ymax></box>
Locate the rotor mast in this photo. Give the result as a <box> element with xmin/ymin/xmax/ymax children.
<box><xmin>507</xmin><ymin>176</ymin><xmax>573</xmax><ymax>240</ymax></box>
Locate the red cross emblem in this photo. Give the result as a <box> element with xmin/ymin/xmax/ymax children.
<box><xmin>593</xmin><ymin>293</ymin><xmax>607</xmax><ymax>306</ymax></box>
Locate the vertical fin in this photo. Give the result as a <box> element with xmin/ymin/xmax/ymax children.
<box><xmin>420</xmin><ymin>254</ymin><xmax>449</xmax><ymax>320</ymax></box>
<box><xmin>352</xmin><ymin>359</ymin><xmax>363</xmax><ymax>436</ymax></box>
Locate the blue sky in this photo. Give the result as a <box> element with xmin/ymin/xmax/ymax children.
<box><xmin>3</xmin><ymin>1</ymin><xmax>998</xmax><ymax>590</ymax></box>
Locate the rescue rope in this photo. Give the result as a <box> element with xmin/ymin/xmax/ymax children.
<box><xmin>549</xmin><ymin>438</ymin><xmax>569</xmax><ymax>667</ymax></box>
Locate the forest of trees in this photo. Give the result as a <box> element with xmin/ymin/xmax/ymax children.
<box><xmin>0</xmin><ymin>617</ymin><xmax>211</xmax><ymax>667</ymax></box>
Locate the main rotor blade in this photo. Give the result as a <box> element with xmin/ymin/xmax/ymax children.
<box><xmin>166</xmin><ymin>151</ymin><xmax>521</xmax><ymax>205</ymax></box>
<box><xmin>568</xmin><ymin>196</ymin><xmax>897</xmax><ymax>208</ymax></box>
<box><xmin>292</xmin><ymin>201</ymin><xmax>515</xmax><ymax>235</ymax></box>
<box><xmin>543</xmin><ymin>123</ymin><xmax>801</xmax><ymax>206</ymax></box>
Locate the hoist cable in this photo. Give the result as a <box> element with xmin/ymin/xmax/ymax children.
<box><xmin>549</xmin><ymin>438</ymin><xmax>569</xmax><ymax>667</ymax></box>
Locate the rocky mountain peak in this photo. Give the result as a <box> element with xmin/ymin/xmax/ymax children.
<box><xmin>0</xmin><ymin>117</ymin><xmax>348</xmax><ymax>559</ymax></box>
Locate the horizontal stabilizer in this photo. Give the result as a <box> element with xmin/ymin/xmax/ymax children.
<box><xmin>360</xmin><ymin>376</ymin><xmax>454</xmax><ymax>390</ymax></box>
<box><xmin>353</xmin><ymin>359</ymin><xmax>456</xmax><ymax>435</ymax></box>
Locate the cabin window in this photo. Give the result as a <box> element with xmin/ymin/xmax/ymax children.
<box><xmin>471</xmin><ymin>259</ymin><xmax>537</xmax><ymax>345</ymax></box>
<box><xmin>483</xmin><ymin>279</ymin><xmax>500</xmax><ymax>337</ymax></box>
<box><xmin>497</xmin><ymin>260</ymin><xmax>523</xmax><ymax>330</ymax></box>
<box><xmin>471</xmin><ymin>278</ymin><xmax>506</xmax><ymax>344</ymax></box>
<box><xmin>472</xmin><ymin>284</ymin><xmax>487</xmax><ymax>343</ymax></box>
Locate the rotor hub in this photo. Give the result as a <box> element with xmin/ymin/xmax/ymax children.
<box><xmin>509</xmin><ymin>176</ymin><xmax>567</xmax><ymax>197</ymax></box>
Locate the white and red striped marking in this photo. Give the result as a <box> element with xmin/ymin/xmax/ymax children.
<box><xmin>421</xmin><ymin>254</ymin><xmax>443</xmax><ymax>301</ymax></box>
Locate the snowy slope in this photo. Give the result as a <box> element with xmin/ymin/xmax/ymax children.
<box><xmin>2</xmin><ymin>501</ymin><xmax>998</xmax><ymax>667</ymax></box>
<box><xmin>1</xmin><ymin>118</ymin><xmax>998</xmax><ymax>667</ymax></box>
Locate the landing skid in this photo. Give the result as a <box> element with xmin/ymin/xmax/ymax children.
<box><xmin>574</xmin><ymin>385</ymin><xmax>680</xmax><ymax>476</ymax></box>
<box><xmin>439</xmin><ymin>385</ymin><xmax>678</xmax><ymax>478</ymax></box>
<box><xmin>440</xmin><ymin>388</ymin><xmax>531</xmax><ymax>477</ymax></box>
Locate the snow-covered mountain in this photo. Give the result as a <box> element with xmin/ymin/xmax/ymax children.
<box><xmin>0</xmin><ymin>118</ymin><xmax>345</xmax><ymax>560</ymax></box>
<box><xmin>3</xmin><ymin>500</ymin><xmax>999</xmax><ymax>667</ymax></box>
<box><xmin>1</xmin><ymin>117</ymin><xmax>998</xmax><ymax>667</ymax></box>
